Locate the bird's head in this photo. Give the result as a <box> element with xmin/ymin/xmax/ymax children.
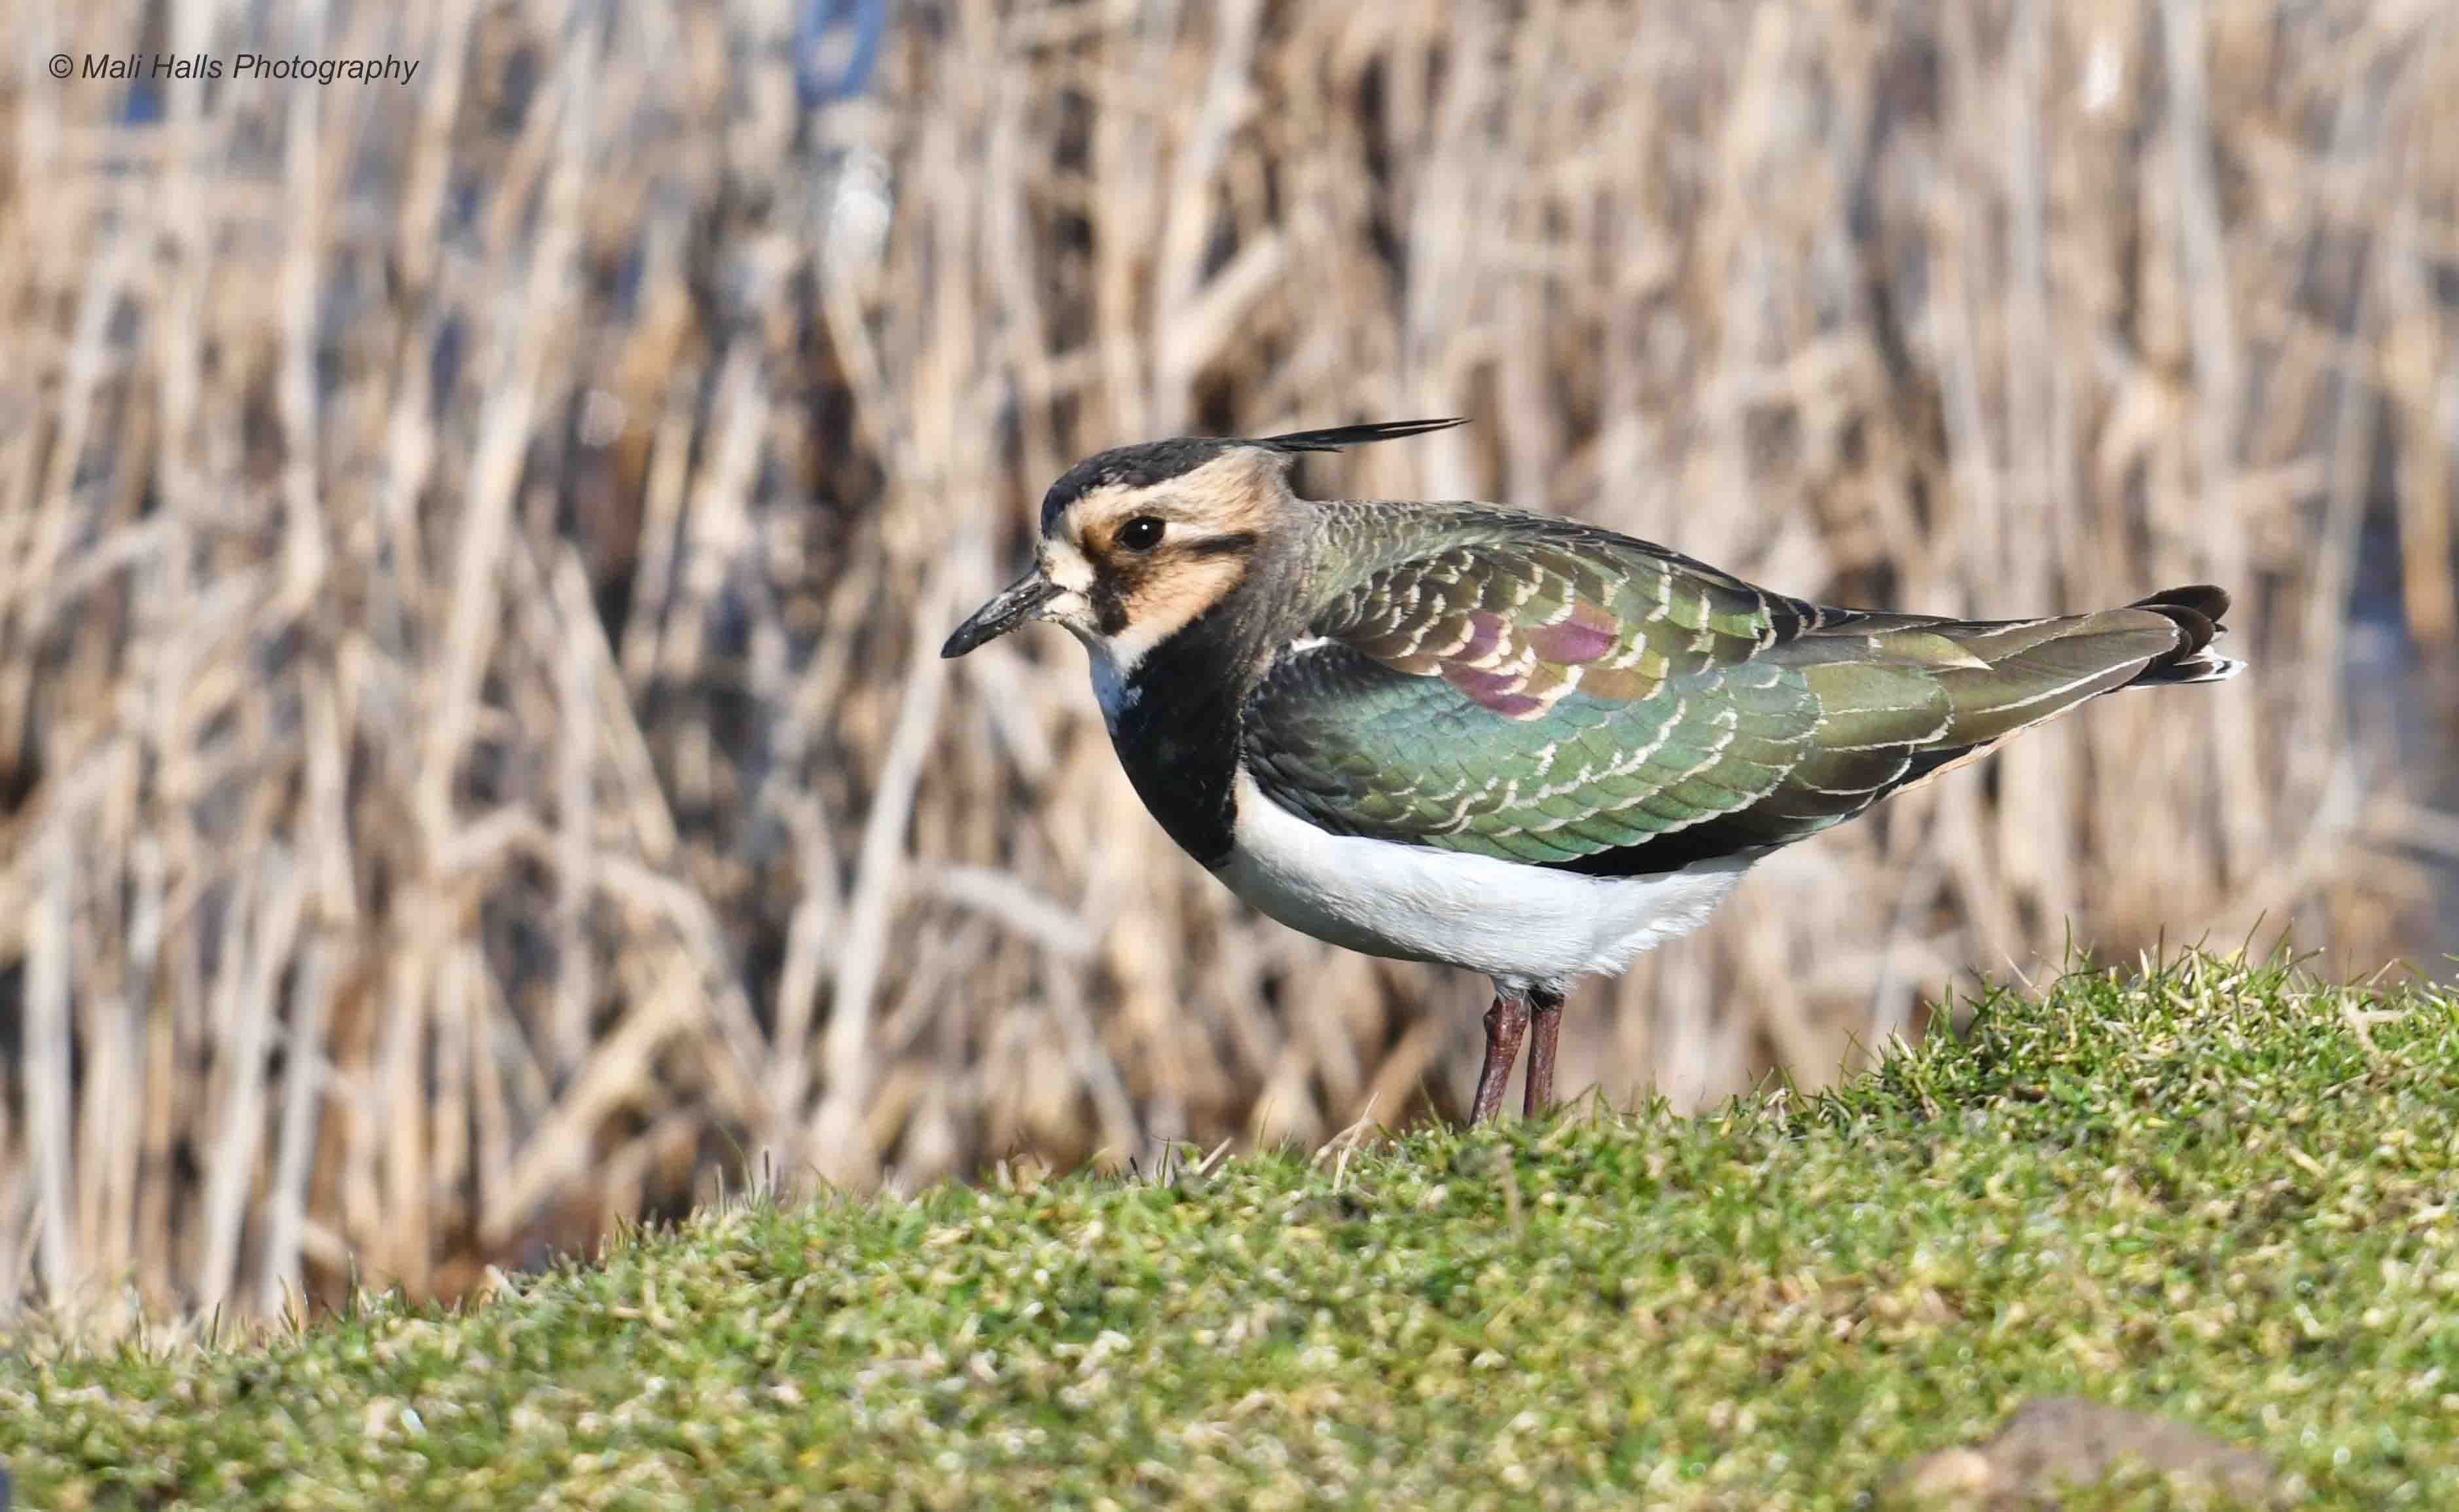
<box><xmin>941</xmin><ymin>418</ymin><xmax>1463</xmax><ymax>672</ymax></box>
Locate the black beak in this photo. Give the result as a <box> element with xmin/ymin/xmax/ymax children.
<box><xmin>942</xmin><ymin>569</ymin><xmax>1060</xmax><ymax>658</ymax></box>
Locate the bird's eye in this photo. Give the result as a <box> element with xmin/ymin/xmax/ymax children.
<box><xmin>1117</xmin><ymin>516</ymin><xmax>1166</xmax><ymax>551</ymax></box>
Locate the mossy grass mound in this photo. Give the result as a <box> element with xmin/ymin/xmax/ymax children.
<box><xmin>6</xmin><ymin>954</ymin><xmax>2454</xmax><ymax>1508</ymax></box>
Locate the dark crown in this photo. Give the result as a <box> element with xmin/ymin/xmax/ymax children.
<box><xmin>1038</xmin><ymin>418</ymin><xmax>1466</xmax><ymax>531</ymax></box>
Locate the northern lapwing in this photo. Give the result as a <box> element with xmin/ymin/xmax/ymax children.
<box><xmin>942</xmin><ymin>420</ymin><xmax>2242</xmax><ymax>1123</ymax></box>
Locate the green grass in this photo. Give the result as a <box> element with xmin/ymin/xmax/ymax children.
<box><xmin>5</xmin><ymin>954</ymin><xmax>2456</xmax><ymax>1509</ymax></box>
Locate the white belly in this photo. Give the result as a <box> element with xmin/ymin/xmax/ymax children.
<box><xmin>1213</xmin><ymin>773</ymin><xmax>1751</xmax><ymax>992</ymax></box>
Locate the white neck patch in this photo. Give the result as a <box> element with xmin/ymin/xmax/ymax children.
<box><xmin>1083</xmin><ymin>637</ymin><xmax>1143</xmax><ymax>730</ymax></box>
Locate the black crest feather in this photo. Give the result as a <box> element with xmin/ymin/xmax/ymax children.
<box><xmin>1253</xmin><ymin>417</ymin><xmax>1467</xmax><ymax>453</ymax></box>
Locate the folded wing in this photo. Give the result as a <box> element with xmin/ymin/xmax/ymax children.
<box><xmin>1243</xmin><ymin>511</ymin><xmax>2229</xmax><ymax>875</ymax></box>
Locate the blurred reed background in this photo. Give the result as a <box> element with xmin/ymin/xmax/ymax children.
<box><xmin>2</xmin><ymin>0</ymin><xmax>2455</xmax><ymax>1335</ymax></box>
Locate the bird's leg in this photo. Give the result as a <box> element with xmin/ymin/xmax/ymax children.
<box><xmin>1522</xmin><ymin>984</ymin><xmax>1564</xmax><ymax>1118</ymax></box>
<box><xmin>1469</xmin><ymin>991</ymin><xmax>1532</xmax><ymax>1125</ymax></box>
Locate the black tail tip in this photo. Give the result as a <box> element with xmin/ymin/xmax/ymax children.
<box><xmin>2130</xmin><ymin>584</ymin><xmax>2245</xmax><ymax>685</ymax></box>
<box><xmin>2129</xmin><ymin>583</ymin><xmax>2231</xmax><ymax>630</ymax></box>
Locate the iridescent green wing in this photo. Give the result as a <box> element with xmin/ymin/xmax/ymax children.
<box><xmin>1244</xmin><ymin>506</ymin><xmax>2202</xmax><ymax>868</ymax></box>
<box><xmin>1244</xmin><ymin>508</ymin><xmax>1823</xmax><ymax>865</ymax></box>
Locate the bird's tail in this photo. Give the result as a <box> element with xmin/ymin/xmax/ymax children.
<box><xmin>2121</xmin><ymin>585</ymin><xmax>2246</xmax><ymax>686</ymax></box>
<box><xmin>1788</xmin><ymin>583</ymin><xmax>2248</xmax><ymax>757</ymax></box>
<box><xmin>1591</xmin><ymin>582</ymin><xmax>2248</xmax><ymax>868</ymax></box>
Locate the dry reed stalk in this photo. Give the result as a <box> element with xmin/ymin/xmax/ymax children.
<box><xmin>0</xmin><ymin>0</ymin><xmax>2452</xmax><ymax>1335</ymax></box>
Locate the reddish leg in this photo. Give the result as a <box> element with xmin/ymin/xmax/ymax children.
<box><xmin>1523</xmin><ymin>985</ymin><xmax>1564</xmax><ymax>1117</ymax></box>
<box><xmin>1469</xmin><ymin>992</ymin><xmax>1531</xmax><ymax>1125</ymax></box>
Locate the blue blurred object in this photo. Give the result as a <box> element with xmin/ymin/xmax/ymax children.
<box><xmin>123</xmin><ymin>76</ymin><xmax>165</xmax><ymax>126</ymax></box>
<box><xmin>797</xmin><ymin>0</ymin><xmax>887</xmax><ymax>109</ymax></box>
